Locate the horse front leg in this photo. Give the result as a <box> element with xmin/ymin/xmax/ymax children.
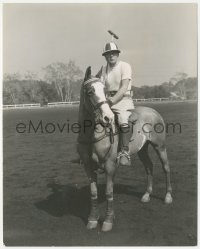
<box><xmin>78</xmin><ymin>144</ymin><xmax>99</xmax><ymax>229</ymax></box>
<box><xmin>87</xmin><ymin>173</ymin><xmax>99</xmax><ymax>229</ymax></box>
<box><xmin>102</xmin><ymin>159</ymin><xmax>116</xmax><ymax>232</ymax></box>
<box><xmin>83</xmin><ymin>161</ymin><xmax>99</xmax><ymax>229</ymax></box>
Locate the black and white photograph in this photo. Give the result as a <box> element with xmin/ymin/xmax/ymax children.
<box><xmin>3</xmin><ymin>2</ymin><xmax>197</xmax><ymax>246</ymax></box>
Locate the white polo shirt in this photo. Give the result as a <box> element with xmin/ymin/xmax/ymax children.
<box><xmin>100</xmin><ymin>61</ymin><xmax>132</xmax><ymax>94</ymax></box>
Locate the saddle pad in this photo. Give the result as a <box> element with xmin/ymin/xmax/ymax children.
<box><xmin>128</xmin><ymin>117</ymin><xmax>146</xmax><ymax>155</ymax></box>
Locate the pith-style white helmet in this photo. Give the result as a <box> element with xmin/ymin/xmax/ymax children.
<box><xmin>102</xmin><ymin>42</ymin><xmax>121</xmax><ymax>56</ymax></box>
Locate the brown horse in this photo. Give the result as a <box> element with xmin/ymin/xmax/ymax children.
<box><xmin>77</xmin><ymin>67</ymin><xmax>172</xmax><ymax>232</ymax></box>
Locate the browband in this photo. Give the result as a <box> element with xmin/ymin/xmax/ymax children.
<box><xmin>83</xmin><ymin>77</ymin><xmax>100</xmax><ymax>87</ymax></box>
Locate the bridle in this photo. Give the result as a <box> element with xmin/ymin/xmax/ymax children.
<box><xmin>83</xmin><ymin>77</ymin><xmax>108</xmax><ymax>112</ymax></box>
<box><xmin>83</xmin><ymin>77</ymin><xmax>116</xmax><ymax>147</ymax></box>
<box><xmin>93</xmin><ymin>100</ymin><xmax>108</xmax><ymax>111</ymax></box>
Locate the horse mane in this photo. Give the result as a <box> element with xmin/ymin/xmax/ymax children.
<box><xmin>77</xmin><ymin>77</ymin><xmax>95</xmax><ymax>143</ymax></box>
<box><xmin>79</xmin><ymin>66</ymin><xmax>100</xmax><ymax>123</ymax></box>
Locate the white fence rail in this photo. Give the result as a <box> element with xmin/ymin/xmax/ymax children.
<box><xmin>3</xmin><ymin>103</ymin><xmax>41</xmax><ymax>109</ymax></box>
<box><xmin>3</xmin><ymin>101</ymin><xmax>80</xmax><ymax>110</ymax></box>
<box><xmin>47</xmin><ymin>101</ymin><xmax>80</xmax><ymax>106</ymax></box>
<box><xmin>3</xmin><ymin>98</ymin><xmax>189</xmax><ymax>110</ymax></box>
<box><xmin>133</xmin><ymin>98</ymin><xmax>169</xmax><ymax>102</ymax></box>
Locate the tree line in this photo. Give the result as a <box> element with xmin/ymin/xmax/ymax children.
<box><xmin>3</xmin><ymin>61</ymin><xmax>197</xmax><ymax>105</ymax></box>
<box><xmin>133</xmin><ymin>75</ymin><xmax>197</xmax><ymax>100</ymax></box>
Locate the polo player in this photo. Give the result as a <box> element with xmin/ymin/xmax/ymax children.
<box><xmin>97</xmin><ymin>42</ymin><xmax>135</xmax><ymax>166</ymax></box>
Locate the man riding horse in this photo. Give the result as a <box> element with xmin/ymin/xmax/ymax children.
<box><xmin>96</xmin><ymin>39</ymin><xmax>134</xmax><ymax>166</ymax></box>
<box><xmin>77</xmin><ymin>31</ymin><xmax>172</xmax><ymax>232</ymax></box>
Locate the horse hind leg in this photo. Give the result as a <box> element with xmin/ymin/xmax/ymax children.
<box><xmin>153</xmin><ymin>144</ymin><xmax>173</xmax><ymax>204</ymax></box>
<box><xmin>138</xmin><ymin>142</ymin><xmax>153</xmax><ymax>203</ymax></box>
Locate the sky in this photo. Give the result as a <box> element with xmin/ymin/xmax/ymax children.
<box><xmin>3</xmin><ymin>3</ymin><xmax>197</xmax><ymax>86</ymax></box>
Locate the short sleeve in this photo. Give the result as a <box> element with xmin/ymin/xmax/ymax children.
<box><xmin>121</xmin><ymin>62</ymin><xmax>132</xmax><ymax>80</ymax></box>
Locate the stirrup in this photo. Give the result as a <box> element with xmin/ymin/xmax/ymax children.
<box><xmin>117</xmin><ymin>150</ymin><xmax>131</xmax><ymax>162</ymax></box>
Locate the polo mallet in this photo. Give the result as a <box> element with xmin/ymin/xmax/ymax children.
<box><xmin>108</xmin><ymin>30</ymin><xmax>119</xmax><ymax>41</ymax></box>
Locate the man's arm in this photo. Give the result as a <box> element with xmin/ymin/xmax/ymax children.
<box><xmin>108</xmin><ymin>79</ymin><xmax>130</xmax><ymax>105</ymax></box>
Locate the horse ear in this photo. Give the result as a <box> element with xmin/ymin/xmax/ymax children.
<box><xmin>84</xmin><ymin>66</ymin><xmax>92</xmax><ymax>81</ymax></box>
<box><xmin>95</xmin><ymin>66</ymin><xmax>103</xmax><ymax>78</ymax></box>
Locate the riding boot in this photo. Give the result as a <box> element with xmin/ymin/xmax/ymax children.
<box><xmin>117</xmin><ymin>125</ymin><xmax>131</xmax><ymax>166</ymax></box>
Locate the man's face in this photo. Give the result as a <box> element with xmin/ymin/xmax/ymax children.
<box><xmin>105</xmin><ymin>51</ymin><xmax>119</xmax><ymax>66</ymax></box>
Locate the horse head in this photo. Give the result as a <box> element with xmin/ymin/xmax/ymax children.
<box><xmin>82</xmin><ymin>66</ymin><xmax>114</xmax><ymax>125</ymax></box>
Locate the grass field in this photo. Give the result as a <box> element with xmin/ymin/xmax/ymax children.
<box><xmin>3</xmin><ymin>101</ymin><xmax>197</xmax><ymax>246</ymax></box>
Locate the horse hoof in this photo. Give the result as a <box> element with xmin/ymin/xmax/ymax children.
<box><xmin>164</xmin><ymin>193</ymin><xmax>173</xmax><ymax>204</ymax></box>
<box><xmin>141</xmin><ymin>193</ymin><xmax>150</xmax><ymax>203</ymax></box>
<box><xmin>102</xmin><ymin>221</ymin><xmax>113</xmax><ymax>232</ymax></box>
<box><xmin>87</xmin><ymin>220</ymin><xmax>98</xmax><ymax>230</ymax></box>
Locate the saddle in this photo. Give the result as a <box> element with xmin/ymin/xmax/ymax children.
<box><xmin>115</xmin><ymin>110</ymin><xmax>146</xmax><ymax>155</ymax></box>
<box><xmin>128</xmin><ymin>111</ymin><xmax>146</xmax><ymax>154</ymax></box>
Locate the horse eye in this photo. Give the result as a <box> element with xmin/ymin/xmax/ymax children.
<box><xmin>87</xmin><ymin>87</ymin><xmax>95</xmax><ymax>95</ymax></box>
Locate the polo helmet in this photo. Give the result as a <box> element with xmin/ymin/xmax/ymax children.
<box><xmin>102</xmin><ymin>42</ymin><xmax>121</xmax><ymax>56</ymax></box>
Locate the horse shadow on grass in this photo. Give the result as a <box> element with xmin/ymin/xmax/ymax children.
<box><xmin>35</xmin><ymin>182</ymin><xmax>148</xmax><ymax>224</ymax></box>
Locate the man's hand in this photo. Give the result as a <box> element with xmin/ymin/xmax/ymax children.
<box><xmin>107</xmin><ymin>97</ymin><xmax>114</xmax><ymax>107</ymax></box>
<box><xmin>107</xmin><ymin>79</ymin><xmax>130</xmax><ymax>105</ymax></box>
